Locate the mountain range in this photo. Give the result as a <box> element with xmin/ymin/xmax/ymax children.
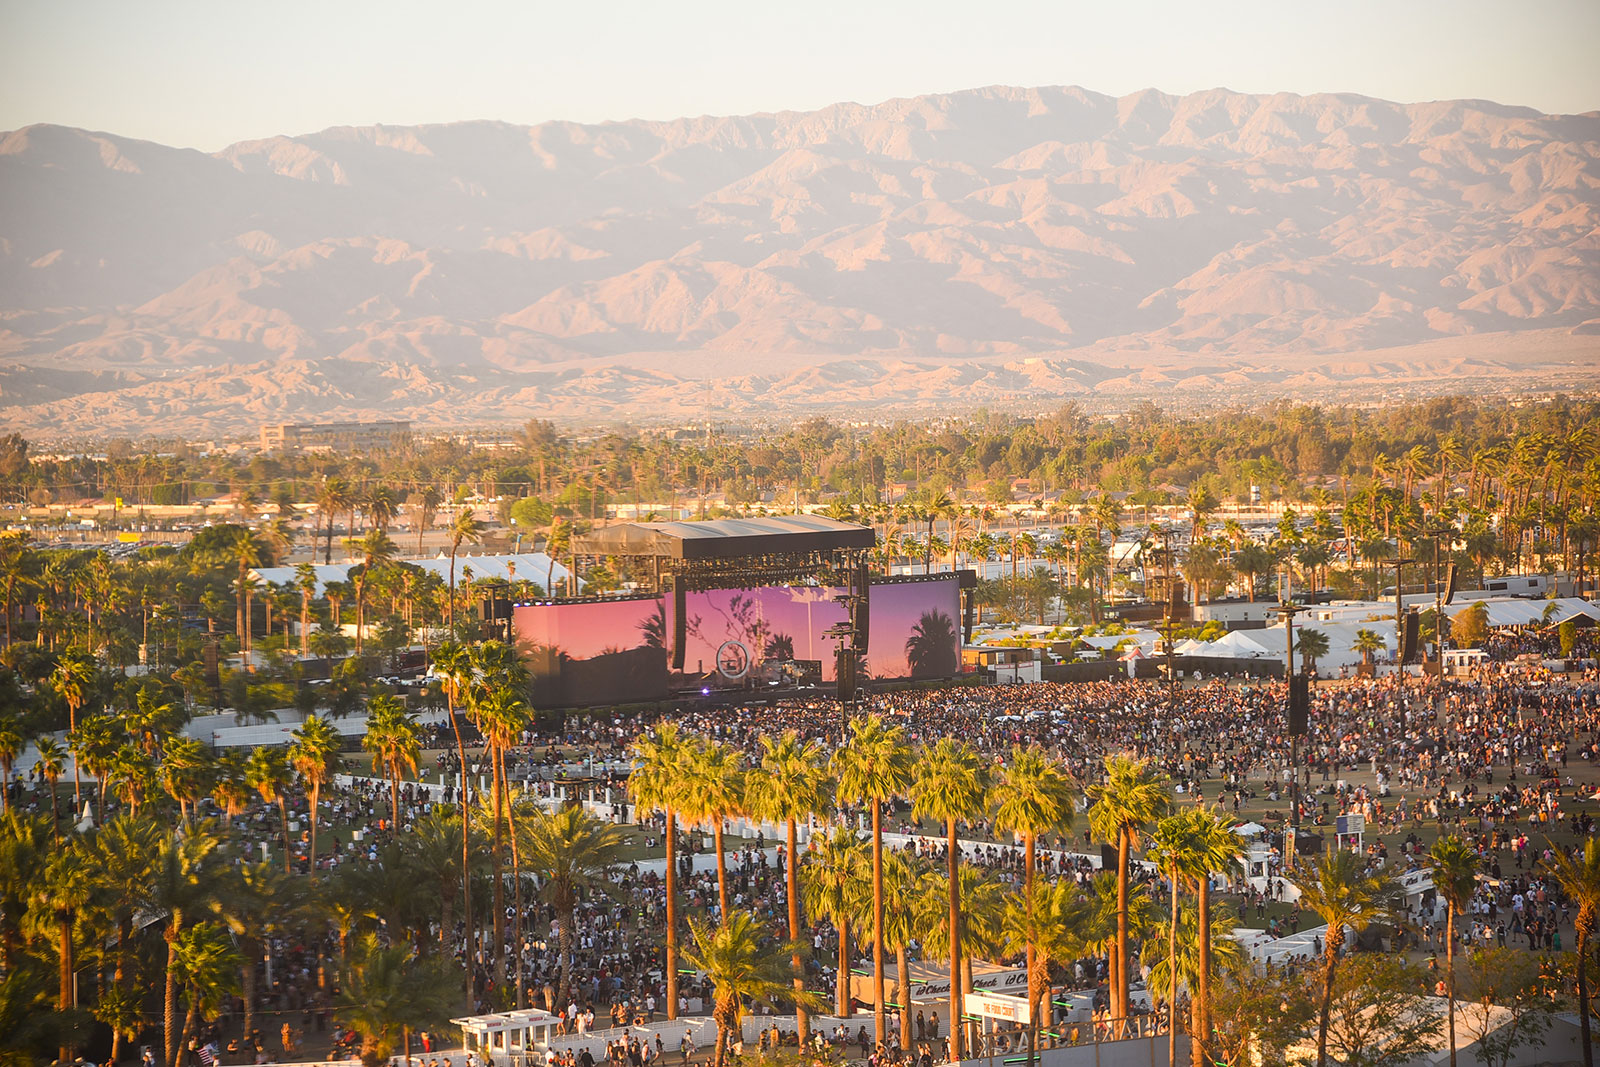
<box><xmin>2</xmin><ymin>84</ymin><xmax>1598</xmax><ymax>437</ymax></box>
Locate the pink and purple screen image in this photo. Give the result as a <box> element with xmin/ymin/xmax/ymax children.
<box><xmin>512</xmin><ymin>597</ymin><xmax>668</xmax><ymax>707</ymax></box>
<box><xmin>671</xmin><ymin>576</ymin><xmax>960</xmax><ymax>683</ymax></box>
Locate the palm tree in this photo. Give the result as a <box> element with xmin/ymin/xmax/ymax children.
<box><xmin>68</xmin><ymin>712</ymin><xmax>119</xmax><ymax>819</ymax></box>
<box><xmin>171</xmin><ymin>922</ymin><xmax>242</xmax><ymax>1067</ymax></box>
<box><xmin>474</xmin><ymin>684</ymin><xmax>529</xmax><ymax>989</ymax></box>
<box><xmin>801</xmin><ymin>826</ymin><xmax>869</xmax><ymax>1019</ymax></box>
<box><xmin>150</xmin><ymin>824</ymin><xmax>221</xmax><ymax>1067</ymax></box>
<box><xmin>244</xmin><ymin>746</ymin><xmax>293</xmax><ymax>872</ymax></box>
<box><xmin>1000</xmin><ymin>879</ymin><xmax>1089</xmax><ymax>1067</ymax></box>
<box><xmin>288</xmin><ymin>714</ymin><xmax>344</xmax><ymax>879</ymax></box>
<box><xmin>346</xmin><ymin>528</ymin><xmax>399</xmax><ymax>654</ymax></box>
<box><xmin>318</xmin><ymin>476</ymin><xmax>354</xmax><ymax>564</ymax></box>
<box><xmin>680</xmin><ymin>740</ymin><xmax>746</xmax><ymax>922</ymax></box>
<box><xmin>746</xmin><ymin>731</ymin><xmax>832</xmax><ymax>1041</ymax></box>
<box><xmin>232</xmin><ymin>530</ymin><xmax>266</xmax><ymax>672</ymax></box>
<box><xmin>362</xmin><ymin>695</ymin><xmax>421</xmax><ymax>826</ymax></box>
<box><xmin>684</xmin><ymin>911</ymin><xmax>819</xmax><ymax>1067</ymax></box>
<box><xmin>446</xmin><ymin>510</ymin><xmax>484</xmax><ymax>631</ymax></box>
<box><xmin>1427</xmin><ymin>835</ymin><xmax>1478</xmax><ymax>1067</ymax></box>
<box><xmin>158</xmin><ymin>735</ymin><xmax>213</xmax><ymax>824</ymax></box>
<box><xmin>1087</xmin><ymin>753</ymin><xmax>1173</xmax><ymax>1034</ymax></box>
<box><xmin>1544</xmin><ymin>839</ymin><xmax>1600</xmax><ymax>1067</ymax></box>
<box><xmin>1296</xmin><ymin>627</ymin><xmax>1330</xmax><ymax>675</ymax></box>
<box><xmin>991</xmin><ymin>745</ymin><xmax>1076</xmax><ymax>1049</ymax></box>
<box><xmin>909</xmin><ymin>738</ymin><xmax>990</xmax><ymax>1059</ymax></box>
<box><xmin>629</xmin><ymin>723</ymin><xmax>695</xmax><ymax>1020</ymax></box>
<box><xmin>32</xmin><ymin>736</ymin><xmax>66</xmax><ymax>840</ymax></box>
<box><xmin>336</xmin><ymin>933</ymin><xmax>459</xmax><ymax>1067</ymax></box>
<box><xmin>0</xmin><ymin>719</ymin><xmax>20</xmax><ymax>815</ymax></box>
<box><xmin>34</xmin><ymin>840</ymin><xmax>96</xmax><ymax>1064</ymax></box>
<box><xmin>1143</xmin><ymin>899</ymin><xmax>1246</xmax><ymax>1056</ymax></box>
<box><xmin>294</xmin><ymin>563</ymin><xmax>318</xmax><ymax>659</ymax></box>
<box><xmin>415</xmin><ymin>486</ymin><xmax>443</xmax><ymax>556</ymax></box>
<box><xmin>1149</xmin><ymin>807</ymin><xmax>1243</xmax><ymax>1067</ymax></box>
<box><xmin>833</xmin><ymin>716</ymin><xmax>914</xmax><ymax>1046</ymax></box>
<box><xmin>431</xmin><ymin>638</ymin><xmax>476</xmax><ymax>1010</ymax></box>
<box><xmin>214</xmin><ymin>859</ymin><xmax>284</xmax><ymax>1045</ymax></box>
<box><xmin>1352</xmin><ymin>627</ymin><xmax>1385</xmax><ymax>672</ymax></box>
<box><xmin>50</xmin><ymin>652</ymin><xmax>95</xmax><ymax>810</ymax></box>
<box><xmin>1289</xmin><ymin>850</ymin><xmax>1395</xmax><ymax>1067</ymax></box>
<box><xmin>89</xmin><ymin>813</ymin><xmax>160</xmax><ymax>1009</ymax></box>
<box><xmin>520</xmin><ymin>804</ymin><xmax>629</xmax><ymax>1010</ymax></box>
<box><xmin>880</xmin><ymin>850</ymin><xmax>923</xmax><ymax>1040</ymax></box>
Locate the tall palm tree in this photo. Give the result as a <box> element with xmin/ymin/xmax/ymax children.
<box><xmin>1289</xmin><ymin>850</ymin><xmax>1395</xmax><ymax>1067</ymax></box>
<box><xmin>1426</xmin><ymin>835</ymin><xmax>1478</xmax><ymax>1067</ymax></box>
<box><xmin>0</xmin><ymin>719</ymin><xmax>22</xmax><ymax>816</ymax></box>
<box><xmin>910</xmin><ymin>737</ymin><xmax>990</xmax><ymax>1059</ymax></box>
<box><xmin>474</xmin><ymin>684</ymin><xmax>529</xmax><ymax>989</ymax></box>
<box><xmin>833</xmin><ymin>716</ymin><xmax>914</xmax><ymax>1046</ymax></box>
<box><xmin>684</xmin><ymin>911</ymin><xmax>819</xmax><ymax>1067</ymax></box>
<box><xmin>801</xmin><ymin>826</ymin><xmax>869</xmax><ymax>1019</ymax></box>
<box><xmin>294</xmin><ymin>562</ymin><xmax>318</xmax><ymax>659</ymax></box>
<box><xmin>629</xmin><ymin>723</ymin><xmax>695</xmax><ymax>1020</ymax></box>
<box><xmin>446</xmin><ymin>510</ymin><xmax>484</xmax><ymax>631</ymax></box>
<box><xmin>519</xmin><ymin>804</ymin><xmax>629</xmax><ymax>1010</ymax></box>
<box><xmin>415</xmin><ymin>486</ymin><xmax>444</xmax><ymax>556</ymax></box>
<box><xmin>335</xmin><ymin>933</ymin><xmax>459</xmax><ymax>1067</ymax></box>
<box><xmin>991</xmin><ymin>744</ymin><xmax>1076</xmax><ymax>1047</ymax></box>
<box><xmin>318</xmin><ymin>477</ymin><xmax>354</xmax><ymax>564</ymax></box>
<box><xmin>244</xmin><ymin>746</ymin><xmax>293</xmax><ymax>872</ymax></box>
<box><xmin>68</xmin><ymin>712</ymin><xmax>119</xmax><ymax>819</ymax></box>
<box><xmin>158</xmin><ymin>735</ymin><xmax>213</xmax><ymax>825</ymax></box>
<box><xmin>34</xmin><ymin>839</ymin><xmax>96</xmax><ymax>1064</ymax></box>
<box><xmin>680</xmin><ymin>740</ymin><xmax>746</xmax><ymax>922</ymax></box>
<box><xmin>1087</xmin><ymin>753</ymin><xmax>1173</xmax><ymax>1033</ymax></box>
<box><xmin>232</xmin><ymin>530</ymin><xmax>265</xmax><ymax>672</ymax></box>
<box><xmin>50</xmin><ymin>652</ymin><xmax>95</xmax><ymax>810</ymax></box>
<box><xmin>288</xmin><ymin>714</ymin><xmax>344</xmax><ymax>879</ymax></box>
<box><xmin>880</xmin><ymin>850</ymin><xmax>922</xmax><ymax>1041</ymax></box>
<box><xmin>149</xmin><ymin>824</ymin><xmax>221</xmax><ymax>1067</ymax></box>
<box><xmin>215</xmin><ymin>859</ymin><xmax>284</xmax><ymax>1046</ymax></box>
<box><xmin>1352</xmin><ymin>627</ymin><xmax>1385</xmax><ymax>672</ymax></box>
<box><xmin>172</xmin><ymin>921</ymin><xmax>243</xmax><ymax>1065</ymax></box>
<box><xmin>1000</xmin><ymin>879</ymin><xmax>1089</xmax><ymax>1067</ymax></box>
<box><xmin>363</xmin><ymin>695</ymin><xmax>421</xmax><ymax>826</ymax></box>
<box><xmin>346</xmin><ymin>529</ymin><xmax>399</xmax><ymax>654</ymax></box>
<box><xmin>431</xmin><ymin>638</ymin><xmax>477</xmax><ymax>1009</ymax></box>
<box><xmin>744</xmin><ymin>731</ymin><xmax>831</xmax><ymax>1042</ymax></box>
<box><xmin>1544</xmin><ymin>839</ymin><xmax>1600</xmax><ymax>1067</ymax></box>
<box><xmin>31</xmin><ymin>736</ymin><xmax>66</xmax><ymax>840</ymax></box>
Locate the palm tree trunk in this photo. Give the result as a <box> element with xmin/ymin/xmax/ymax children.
<box><xmin>58</xmin><ymin>917</ymin><xmax>74</xmax><ymax>1064</ymax></box>
<box><xmin>557</xmin><ymin>901</ymin><xmax>576</xmax><ymax>1013</ymax></box>
<box><xmin>1025</xmin><ymin>831</ymin><xmax>1039</xmax><ymax>1067</ymax></box>
<box><xmin>242</xmin><ymin>935</ymin><xmax>259</xmax><ymax>1050</ymax></box>
<box><xmin>164</xmin><ymin>924</ymin><xmax>181</xmax><ymax>1067</ymax></box>
<box><xmin>712</xmin><ymin>820</ymin><xmax>731</xmax><ymax>921</ymax></box>
<box><xmin>787</xmin><ymin>816</ymin><xmax>807</xmax><ymax>1042</ymax></box>
<box><xmin>1575</xmin><ymin>915</ymin><xmax>1592</xmax><ymax>1067</ymax></box>
<box><xmin>308</xmin><ymin>784</ymin><xmax>320</xmax><ymax>879</ymax></box>
<box><xmin>1170</xmin><ymin>864</ymin><xmax>1181</xmax><ymax>1067</ymax></box>
<box><xmin>506</xmin><ymin>756</ymin><xmax>526</xmax><ymax>1010</ymax></box>
<box><xmin>1196</xmin><ymin>876</ymin><xmax>1213</xmax><ymax>1066</ymax></box>
<box><xmin>491</xmin><ymin>748</ymin><xmax>506</xmax><ymax>988</ymax></box>
<box><xmin>897</xmin><ymin>943</ymin><xmax>911</xmax><ymax>1044</ymax></box>
<box><xmin>278</xmin><ymin>798</ymin><xmax>290</xmax><ymax>874</ymax></box>
<box><xmin>1315</xmin><ymin>934</ymin><xmax>1342</xmax><ymax>1067</ymax></box>
<box><xmin>1446</xmin><ymin>900</ymin><xmax>1456</xmax><ymax>1067</ymax></box>
<box><xmin>874</xmin><ymin>804</ymin><xmax>888</xmax><ymax>1047</ymax></box>
<box><xmin>448</xmin><ymin>701</ymin><xmax>473</xmax><ymax>1013</ymax></box>
<box><xmin>1116</xmin><ymin>831</ymin><xmax>1131</xmax><ymax>1037</ymax></box>
<box><xmin>946</xmin><ymin>815</ymin><xmax>962</xmax><ymax>1060</ymax></box>
<box><xmin>665</xmin><ymin>810</ymin><xmax>679</xmax><ymax>1020</ymax></box>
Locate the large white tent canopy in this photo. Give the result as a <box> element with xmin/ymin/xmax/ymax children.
<box><xmin>251</xmin><ymin>551</ymin><xmax>575</xmax><ymax>596</ymax></box>
<box><xmin>1443</xmin><ymin>596</ymin><xmax>1600</xmax><ymax>629</ymax></box>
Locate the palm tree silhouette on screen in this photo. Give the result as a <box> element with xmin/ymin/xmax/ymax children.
<box><xmin>904</xmin><ymin>609</ymin><xmax>958</xmax><ymax>677</ymax></box>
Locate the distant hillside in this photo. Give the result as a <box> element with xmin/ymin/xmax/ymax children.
<box><xmin>2</xmin><ymin>85</ymin><xmax>1597</xmax><ymax>435</ymax></box>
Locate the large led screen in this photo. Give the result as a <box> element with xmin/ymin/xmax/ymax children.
<box><xmin>512</xmin><ymin>597</ymin><xmax>669</xmax><ymax>708</ymax></box>
<box><xmin>865</xmin><ymin>576</ymin><xmax>961</xmax><ymax>681</ymax></box>
<box><xmin>670</xmin><ymin>575</ymin><xmax>961</xmax><ymax>686</ymax></box>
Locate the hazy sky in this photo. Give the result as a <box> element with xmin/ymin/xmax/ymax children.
<box><xmin>3</xmin><ymin>0</ymin><xmax>1598</xmax><ymax>150</ymax></box>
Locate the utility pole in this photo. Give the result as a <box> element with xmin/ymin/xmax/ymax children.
<box><xmin>1383</xmin><ymin>558</ymin><xmax>1414</xmax><ymax>729</ymax></box>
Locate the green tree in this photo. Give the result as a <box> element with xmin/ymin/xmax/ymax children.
<box><xmin>49</xmin><ymin>652</ymin><xmax>96</xmax><ymax>809</ymax></box>
<box><xmin>31</xmin><ymin>736</ymin><xmax>66</xmax><ymax>841</ymax></box>
<box><xmin>345</xmin><ymin>529</ymin><xmax>399</xmax><ymax>654</ymax></box>
<box><xmin>679</xmin><ymin>740</ymin><xmax>746</xmax><ymax>922</ymax></box>
<box><xmin>744</xmin><ymin>731</ymin><xmax>831</xmax><ymax>1042</ymax></box>
<box><xmin>519</xmin><ymin>805</ymin><xmax>629</xmax><ymax>1010</ymax></box>
<box><xmin>32</xmin><ymin>840</ymin><xmax>96</xmax><ymax>1064</ymax></box>
<box><xmin>150</xmin><ymin>824</ymin><xmax>221</xmax><ymax>1067</ymax></box>
<box><xmin>288</xmin><ymin>714</ymin><xmax>343</xmax><ymax>878</ymax></box>
<box><xmin>833</xmin><ymin>716</ymin><xmax>915</xmax><ymax>1046</ymax></box>
<box><xmin>1289</xmin><ymin>850</ymin><xmax>1396</xmax><ymax>1067</ymax></box>
<box><xmin>0</xmin><ymin>719</ymin><xmax>21</xmax><ymax>816</ymax></box>
<box><xmin>362</xmin><ymin>695</ymin><xmax>421</xmax><ymax>826</ymax></box>
<box><xmin>1426</xmin><ymin>835</ymin><xmax>1479</xmax><ymax>1067</ymax></box>
<box><xmin>1352</xmin><ymin>627</ymin><xmax>1386</xmax><ymax>671</ymax></box>
<box><xmin>800</xmin><ymin>827</ymin><xmax>869</xmax><ymax>1019</ymax></box>
<box><xmin>628</xmin><ymin>723</ymin><xmax>696</xmax><ymax>1021</ymax></box>
<box><xmin>245</xmin><ymin>746</ymin><xmax>294</xmax><ymax>872</ymax></box>
<box><xmin>335</xmin><ymin>933</ymin><xmax>459</xmax><ymax>1067</ymax></box>
<box><xmin>1452</xmin><ymin>601</ymin><xmax>1489</xmax><ymax>648</ymax></box>
<box><xmin>683</xmin><ymin>911</ymin><xmax>818</xmax><ymax>1067</ymax></box>
<box><xmin>1316</xmin><ymin>954</ymin><xmax>1442</xmax><ymax>1067</ymax></box>
<box><xmin>1457</xmin><ymin>947</ymin><xmax>1560</xmax><ymax>1067</ymax></box>
<box><xmin>1296</xmin><ymin>627</ymin><xmax>1330</xmax><ymax>675</ymax></box>
<box><xmin>445</xmin><ymin>510</ymin><xmax>484</xmax><ymax>631</ymax></box>
<box><xmin>172</xmin><ymin>921</ymin><xmax>242</xmax><ymax>1065</ymax></box>
<box><xmin>1543</xmin><ymin>839</ymin><xmax>1600</xmax><ymax>1067</ymax></box>
<box><xmin>1000</xmin><ymin>879</ymin><xmax>1089</xmax><ymax>1067</ymax></box>
<box><xmin>1087</xmin><ymin>753</ymin><xmax>1172</xmax><ymax>1034</ymax></box>
<box><xmin>909</xmin><ymin>738</ymin><xmax>990</xmax><ymax>1059</ymax></box>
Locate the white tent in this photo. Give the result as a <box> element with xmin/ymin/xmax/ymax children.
<box><xmin>1443</xmin><ymin>596</ymin><xmax>1600</xmax><ymax>629</ymax></box>
<box><xmin>1204</xmin><ymin>630</ymin><xmax>1278</xmax><ymax>659</ymax></box>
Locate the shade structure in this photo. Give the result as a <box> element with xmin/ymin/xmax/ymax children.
<box><xmin>573</xmin><ymin>515</ymin><xmax>874</xmax><ymax>560</ymax></box>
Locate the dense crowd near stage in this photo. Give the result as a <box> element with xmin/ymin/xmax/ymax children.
<box><xmin>26</xmin><ymin>656</ymin><xmax>1594</xmax><ymax>1066</ymax></box>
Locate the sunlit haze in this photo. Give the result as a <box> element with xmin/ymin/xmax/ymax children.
<box><xmin>2</xmin><ymin>0</ymin><xmax>1598</xmax><ymax>149</ymax></box>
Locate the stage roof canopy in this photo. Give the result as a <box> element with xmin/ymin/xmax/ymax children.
<box><xmin>573</xmin><ymin>515</ymin><xmax>874</xmax><ymax>560</ymax></box>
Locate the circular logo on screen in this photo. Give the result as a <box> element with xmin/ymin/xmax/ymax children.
<box><xmin>715</xmin><ymin>640</ymin><xmax>752</xmax><ymax>680</ymax></box>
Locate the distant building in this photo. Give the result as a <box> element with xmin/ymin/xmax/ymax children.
<box><xmin>260</xmin><ymin>420</ymin><xmax>411</xmax><ymax>454</ymax></box>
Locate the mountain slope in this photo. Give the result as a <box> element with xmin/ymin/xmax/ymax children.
<box><xmin>2</xmin><ymin>85</ymin><xmax>1597</xmax><ymax>435</ymax></box>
